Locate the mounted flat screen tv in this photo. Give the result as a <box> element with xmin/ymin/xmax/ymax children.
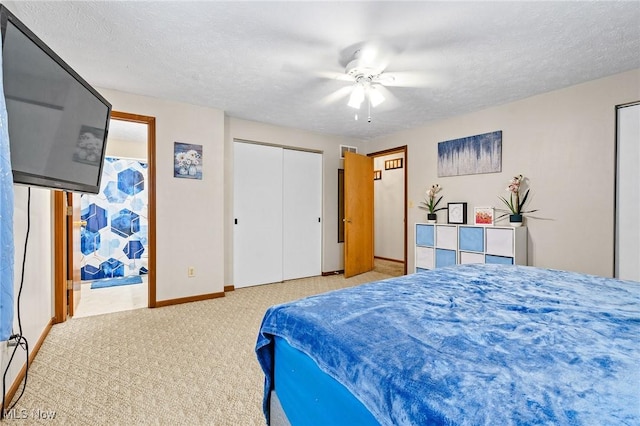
<box><xmin>0</xmin><ymin>5</ymin><xmax>111</xmax><ymax>194</ymax></box>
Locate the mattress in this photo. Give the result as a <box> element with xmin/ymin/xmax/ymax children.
<box><xmin>256</xmin><ymin>264</ymin><xmax>640</xmax><ymax>425</ymax></box>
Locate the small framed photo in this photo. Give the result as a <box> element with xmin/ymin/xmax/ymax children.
<box><xmin>384</xmin><ymin>158</ymin><xmax>403</xmax><ymax>170</ymax></box>
<box><xmin>447</xmin><ymin>202</ymin><xmax>467</xmax><ymax>224</ymax></box>
<box><xmin>474</xmin><ymin>207</ymin><xmax>494</xmax><ymax>226</ymax></box>
<box><xmin>373</xmin><ymin>170</ymin><xmax>382</xmax><ymax>180</ymax></box>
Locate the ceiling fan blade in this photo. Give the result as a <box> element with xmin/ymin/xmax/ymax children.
<box><xmin>313</xmin><ymin>70</ymin><xmax>355</xmax><ymax>82</ymax></box>
<box><xmin>318</xmin><ymin>85</ymin><xmax>353</xmax><ymax>106</ymax></box>
<box><xmin>281</xmin><ymin>62</ymin><xmax>354</xmax><ymax>82</ymax></box>
<box><xmin>338</xmin><ymin>40</ymin><xmax>396</xmax><ymax>70</ymax></box>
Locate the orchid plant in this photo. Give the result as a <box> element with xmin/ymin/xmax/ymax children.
<box><xmin>498</xmin><ymin>174</ymin><xmax>537</xmax><ymax>217</ymax></box>
<box><xmin>419</xmin><ymin>184</ymin><xmax>446</xmax><ymax>214</ymax></box>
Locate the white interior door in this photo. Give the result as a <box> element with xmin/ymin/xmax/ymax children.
<box><xmin>616</xmin><ymin>103</ymin><xmax>640</xmax><ymax>281</ymax></box>
<box><xmin>283</xmin><ymin>149</ymin><xmax>322</xmax><ymax>280</ymax></box>
<box><xmin>233</xmin><ymin>142</ymin><xmax>283</xmax><ymax>288</ymax></box>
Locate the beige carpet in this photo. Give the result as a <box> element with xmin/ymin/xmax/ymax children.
<box><xmin>373</xmin><ymin>258</ymin><xmax>405</xmax><ymax>276</ymax></box>
<box><xmin>7</xmin><ymin>270</ymin><xmax>395</xmax><ymax>425</ymax></box>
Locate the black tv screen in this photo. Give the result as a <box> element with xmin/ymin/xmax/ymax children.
<box><xmin>0</xmin><ymin>5</ymin><xmax>111</xmax><ymax>194</ymax></box>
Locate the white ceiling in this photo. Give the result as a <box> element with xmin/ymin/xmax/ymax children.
<box><xmin>6</xmin><ymin>1</ymin><xmax>640</xmax><ymax>141</ymax></box>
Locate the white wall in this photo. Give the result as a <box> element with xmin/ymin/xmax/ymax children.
<box><xmin>366</xmin><ymin>69</ymin><xmax>640</xmax><ymax>278</ymax></box>
<box><xmin>374</xmin><ymin>153</ymin><xmax>404</xmax><ymax>261</ymax></box>
<box><xmin>105</xmin><ymin>136</ymin><xmax>147</xmax><ymax>160</ymax></box>
<box><xmin>97</xmin><ymin>88</ymin><xmax>226</xmax><ymax>300</ymax></box>
<box><xmin>2</xmin><ymin>186</ymin><xmax>54</xmax><ymax>397</ymax></box>
<box><xmin>225</xmin><ymin>117</ymin><xmax>363</xmax><ymax>284</ymax></box>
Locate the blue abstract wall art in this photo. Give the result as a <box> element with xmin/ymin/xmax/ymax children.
<box><xmin>437</xmin><ymin>131</ymin><xmax>502</xmax><ymax>177</ymax></box>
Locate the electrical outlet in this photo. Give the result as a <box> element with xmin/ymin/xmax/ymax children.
<box><xmin>188</xmin><ymin>266</ymin><xmax>195</xmax><ymax>277</ymax></box>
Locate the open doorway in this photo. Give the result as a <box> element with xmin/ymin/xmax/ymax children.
<box><xmin>338</xmin><ymin>146</ymin><xmax>407</xmax><ymax>277</ymax></box>
<box><xmin>54</xmin><ymin>111</ymin><xmax>156</xmax><ymax>322</ymax></box>
<box><xmin>370</xmin><ymin>146</ymin><xmax>407</xmax><ymax>276</ymax></box>
<box><xmin>338</xmin><ymin>145</ymin><xmax>408</xmax><ymax>276</ymax></box>
<box><xmin>73</xmin><ymin>117</ymin><xmax>149</xmax><ymax>317</ymax></box>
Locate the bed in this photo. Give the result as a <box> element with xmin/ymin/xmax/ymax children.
<box><xmin>255</xmin><ymin>264</ymin><xmax>640</xmax><ymax>425</ymax></box>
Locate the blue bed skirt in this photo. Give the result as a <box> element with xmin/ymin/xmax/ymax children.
<box><xmin>256</xmin><ymin>264</ymin><xmax>640</xmax><ymax>425</ymax></box>
<box><xmin>273</xmin><ymin>336</ymin><xmax>377</xmax><ymax>425</ymax></box>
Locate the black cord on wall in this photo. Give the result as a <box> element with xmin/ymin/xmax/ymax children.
<box><xmin>1</xmin><ymin>187</ymin><xmax>31</xmax><ymax>418</ymax></box>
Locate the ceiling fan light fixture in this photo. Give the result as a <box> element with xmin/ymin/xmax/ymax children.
<box><xmin>358</xmin><ymin>47</ymin><xmax>377</xmax><ymax>66</ymax></box>
<box><xmin>368</xmin><ymin>87</ymin><xmax>385</xmax><ymax>107</ymax></box>
<box><xmin>348</xmin><ymin>84</ymin><xmax>365</xmax><ymax>109</ymax></box>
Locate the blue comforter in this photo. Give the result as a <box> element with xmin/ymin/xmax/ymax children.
<box><xmin>256</xmin><ymin>264</ymin><xmax>640</xmax><ymax>425</ymax></box>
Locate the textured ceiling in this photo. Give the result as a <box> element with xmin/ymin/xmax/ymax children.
<box><xmin>6</xmin><ymin>1</ymin><xmax>640</xmax><ymax>141</ymax></box>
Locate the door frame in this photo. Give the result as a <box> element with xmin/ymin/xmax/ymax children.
<box><xmin>368</xmin><ymin>145</ymin><xmax>408</xmax><ymax>275</ymax></box>
<box><xmin>54</xmin><ymin>111</ymin><xmax>156</xmax><ymax>322</ymax></box>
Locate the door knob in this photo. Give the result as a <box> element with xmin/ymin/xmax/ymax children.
<box><xmin>73</xmin><ymin>220</ymin><xmax>87</xmax><ymax>226</ymax></box>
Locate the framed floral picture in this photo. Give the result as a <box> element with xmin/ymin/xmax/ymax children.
<box><xmin>174</xmin><ymin>142</ymin><xmax>202</xmax><ymax>180</ymax></box>
<box><xmin>474</xmin><ymin>207</ymin><xmax>494</xmax><ymax>226</ymax></box>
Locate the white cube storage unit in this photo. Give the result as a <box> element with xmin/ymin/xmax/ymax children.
<box><xmin>415</xmin><ymin>223</ymin><xmax>527</xmax><ymax>271</ymax></box>
<box><xmin>415</xmin><ymin>224</ymin><xmax>459</xmax><ymax>270</ymax></box>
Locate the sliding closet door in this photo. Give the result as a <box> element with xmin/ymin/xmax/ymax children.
<box><xmin>616</xmin><ymin>103</ymin><xmax>640</xmax><ymax>281</ymax></box>
<box><xmin>233</xmin><ymin>142</ymin><xmax>283</xmax><ymax>288</ymax></box>
<box><xmin>283</xmin><ymin>149</ymin><xmax>322</xmax><ymax>280</ymax></box>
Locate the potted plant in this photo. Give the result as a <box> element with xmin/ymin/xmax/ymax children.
<box><xmin>419</xmin><ymin>184</ymin><xmax>446</xmax><ymax>223</ymax></box>
<box><xmin>497</xmin><ymin>174</ymin><xmax>537</xmax><ymax>226</ymax></box>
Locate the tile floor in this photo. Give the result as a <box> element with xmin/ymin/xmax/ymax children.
<box><xmin>73</xmin><ymin>276</ymin><xmax>148</xmax><ymax>318</ymax></box>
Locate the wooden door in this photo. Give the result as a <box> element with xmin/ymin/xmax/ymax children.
<box><xmin>344</xmin><ymin>151</ymin><xmax>374</xmax><ymax>278</ymax></box>
<box><xmin>53</xmin><ymin>191</ymin><xmax>68</xmax><ymax>323</ymax></box>
<box><xmin>66</xmin><ymin>192</ymin><xmax>82</xmax><ymax>316</ymax></box>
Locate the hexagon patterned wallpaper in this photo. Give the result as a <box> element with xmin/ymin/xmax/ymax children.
<box><xmin>80</xmin><ymin>157</ymin><xmax>148</xmax><ymax>281</ymax></box>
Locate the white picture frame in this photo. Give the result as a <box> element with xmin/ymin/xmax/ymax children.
<box><xmin>474</xmin><ymin>207</ymin><xmax>495</xmax><ymax>226</ymax></box>
<box><xmin>447</xmin><ymin>202</ymin><xmax>468</xmax><ymax>224</ymax></box>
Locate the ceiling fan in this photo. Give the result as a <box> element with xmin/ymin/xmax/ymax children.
<box><xmin>317</xmin><ymin>41</ymin><xmax>434</xmax><ymax>120</ymax></box>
